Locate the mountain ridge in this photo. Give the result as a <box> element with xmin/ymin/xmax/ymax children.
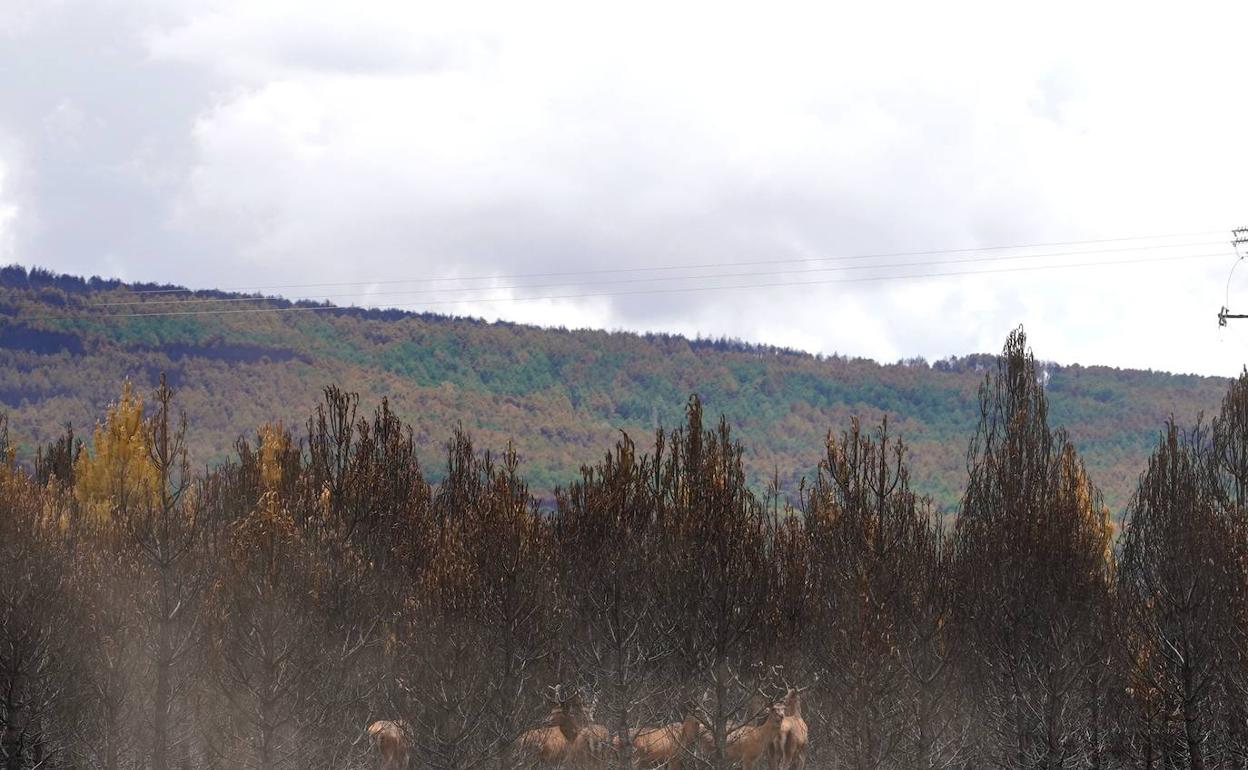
<box><xmin>0</xmin><ymin>264</ymin><xmax>1229</xmax><ymax>512</ymax></box>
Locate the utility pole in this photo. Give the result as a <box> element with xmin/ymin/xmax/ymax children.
<box><xmin>1218</xmin><ymin>227</ymin><xmax>1248</xmax><ymax>326</ymax></box>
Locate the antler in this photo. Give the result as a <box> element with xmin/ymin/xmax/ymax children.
<box><xmin>754</xmin><ymin>686</ymin><xmax>779</xmax><ymax>719</ymax></box>
<box><xmin>769</xmin><ymin>663</ymin><xmax>792</xmax><ymax>692</ymax></box>
<box><xmin>692</xmin><ymin>688</ymin><xmax>711</xmax><ymax>720</ymax></box>
<box><xmin>797</xmin><ymin>671</ymin><xmax>819</xmax><ymax>694</ymax></box>
<box><xmin>581</xmin><ymin>687</ymin><xmax>598</xmax><ymax>720</ymax></box>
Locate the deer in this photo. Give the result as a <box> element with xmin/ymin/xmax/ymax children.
<box><xmin>618</xmin><ymin>709</ymin><xmax>703</xmax><ymax>770</ymax></box>
<box><xmin>768</xmin><ymin>689</ymin><xmax>808</xmax><ymax>770</ymax></box>
<box><xmin>565</xmin><ymin>694</ymin><xmax>609</xmax><ymax>770</ymax></box>
<box><xmin>516</xmin><ymin>692</ymin><xmax>580</xmax><ymax>767</ymax></box>
<box><xmin>723</xmin><ymin>702</ymin><xmax>785</xmax><ymax>770</ymax></box>
<box><xmin>367</xmin><ymin>720</ymin><xmax>409</xmax><ymax>770</ymax></box>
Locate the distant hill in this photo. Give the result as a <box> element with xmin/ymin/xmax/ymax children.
<box><xmin>0</xmin><ymin>265</ymin><xmax>1230</xmax><ymax>513</ymax></box>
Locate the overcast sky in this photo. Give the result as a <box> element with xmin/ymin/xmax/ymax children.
<box><xmin>2</xmin><ymin>1</ymin><xmax>1247</xmax><ymax>376</ymax></box>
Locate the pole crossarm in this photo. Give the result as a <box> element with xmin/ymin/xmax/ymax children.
<box><xmin>1221</xmin><ymin>227</ymin><xmax>1248</xmax><ymax>326</ymax></box>
<box><xmin>1220</xmin><ymin>306</ymin><xmax>1248</xmax><ymax>327</ymax></box>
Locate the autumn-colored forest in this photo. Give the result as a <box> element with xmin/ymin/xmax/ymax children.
<box><xmin>0</xmin><ymin>265</ymin><xmax>1228</xmax><ymax>513</ymax></box>
<box><xmin>2</xmin><ymin>325</ymin><xmax>1247</xmax><ymax>770</ymax></box>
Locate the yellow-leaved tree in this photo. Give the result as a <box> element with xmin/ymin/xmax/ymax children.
<box><xmin>1057</xmin><ymin>441</ymin><xmax>1117</xmax><ymax>575</ymax></box>
<box><xmin>74</xmin><ymin>381</ymin><xmax>158</xmax><ymax>522</ymax></box>
<box><xmin>258</xmin><ymin>421</ymin><xmax>290</xmax><ymax>493</ymax></box>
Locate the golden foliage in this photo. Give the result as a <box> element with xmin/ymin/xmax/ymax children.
<box><xmin>258</xmin><ymin>422</ymin><xmax>291</xmax><ymax>492</ymax></box>
<box><xmin>233</xmin><ymin>425</ymin><xmax>302</xmax><ymax>576</ymax></box>
<box><xmin>73</xmin><ymin>381</ymin><xmax>158</xmax><ymax>520</ymax></box>
<box><xmin>1058</xmin><ymin>442</ymin><xmax>1116</xmax><ymax>573</ymax></box>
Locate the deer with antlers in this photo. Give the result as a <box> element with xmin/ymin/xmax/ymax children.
<box><xmin>367</xmin><ymin>720</ymin><xmax>410</xmax><ymax>770</ymax></box>
<box><xmin>564</xmin><ymin>693</ymin><xmax>609</xmax><ymax>770</ymax></box>
<box><xmin>768</xmin><ymin>688</ymin><xmax>808</xmax><ymax>770</ymax></box>
<box><xmin>514</xmin><ymin>687</ymin><xmax>610</xmax><ymax>769</ymax></box>
<box><xmin>516</xmin><ymin>689</ymin><xmax>580</xmax><ymax>767</ymax></box>
<box><xmin>723</xmin><ymin>701</ymin><xmax>785</xmax><ymax>770</ymax></box>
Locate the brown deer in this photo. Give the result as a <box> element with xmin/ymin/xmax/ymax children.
<box><xmin>367</xmin><ymin>720</ymin><xmax>409</xmax><ymax>770</ymax></box>
<box><xmin>768</xmin><ymin>688</ymin><xmax>809</xmax><ymax>770</ymax></box>
<box><xmin>516</xmin><ymin>688</ymin><xmax>610</xmax><ymax>768</ymax></box>
<box><xmin>699</xmin><ymin>693</ymin><xmax>765</xmax><ymax>759</ymax></box>
<box><xmin>565</xmin><ymin>695</ymin><xmax>609</xmax><ymax>770</ymax></box>
<box><xmin>516</xmin><ymin>698</ymin><xmax>579</xmax><ymax>767</ymax></box>
<box><xmin>620</xmin><ymin>712</ymin><xmax>703</xmax><ymax>770</ymax></box>
<box><xmin>723</xmin><ymin>702</ymin><xmax>785</xmax><ymax>770</ymax></box>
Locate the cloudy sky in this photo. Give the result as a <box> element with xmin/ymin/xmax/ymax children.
<box><xmin>2</xmin><ymin>1</ymin><xmax>1247</xmax><ymax>376</ymax></box>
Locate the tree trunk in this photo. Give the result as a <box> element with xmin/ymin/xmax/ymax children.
<box><xmin>2</xmin><ymin>700</ymin><xmax>25</xmax><ymax>770</ymax></box>
<box><xmin>713</xmin><ymin>661</ymin><xmax>728</xmax><ymax>770</ymax></box>
<box><xmin>104</xmin><ymin>721</ymin><xmax>119</xmax><ymax>770</ymax></box>
<box><xmin>153</xmin><ymin>574</ymin><xmax>174</xmax><ymax>770</ymax></box>
<box><xmin>1043</xmin><ymin>673</ymin><xmax>1062</xmax><ymax>770</ymax></box>
<box><xmin>1182</xmin><ymin>662</ymin><xmax>1204</xmax><ymax>770</ymax></box>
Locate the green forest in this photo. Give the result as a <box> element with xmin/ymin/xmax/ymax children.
<box><xmin>0</xmin><ymin>266</ymin><xmax>1228</xmax><ymax>512</ymax></box>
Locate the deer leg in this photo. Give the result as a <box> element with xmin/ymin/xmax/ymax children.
<box><xmin>773</xmin><ymin>743</ymin><xmax>789</xmax><ymax>770</ymax></box>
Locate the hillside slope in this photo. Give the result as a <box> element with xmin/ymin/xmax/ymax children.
<box><xmin>0</xmin><ymin>265</ymin><xmax>1229</xmax><ymax>512</ymax></box>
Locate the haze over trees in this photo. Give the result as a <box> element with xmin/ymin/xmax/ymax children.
<box><xmin>3</xmin><ymin>325</ymin><xmax>1248</xmax><ymax>770</ymax></box>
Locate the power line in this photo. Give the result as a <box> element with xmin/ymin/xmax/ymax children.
<box><xmin>98</xmin><ymin>229</ymin><xmax>1226</xmax><ymax>300</ymax></box>
<box><xmin>40</xmin><ymin>250</ymin><xmax>1225</xmax><ymax>321</ymax></box>
<box><xmin>1219</xmin><ymin>227</ymin><xmax>1248</xmax><ymax>326</ymax></box>
<box><xmin>89</xmin><ymin>240</ymin><xmax>1225</xmax><ymax>309</ymax></box>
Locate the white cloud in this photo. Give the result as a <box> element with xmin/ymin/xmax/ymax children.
<box><xmin>147</xmin><ymin>1</ymin><xmax>500</xmax><ymax>81</ymax></box>
<box><xmin>0</xmin><ymin>158</ymin><xmax>18</xmax><ymax>262</ymax></box>
<box><xmin>0</xmin><ymin>125</ymin><xmax>26</xmax><ymax>265</ymax></box>
<box><xmin>5</xmin><ymin>0</ymin><xmax>1248</xmax><ymax>374</ymax></box>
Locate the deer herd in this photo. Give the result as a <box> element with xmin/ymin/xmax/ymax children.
<box><xmin>367</xmin><ymin>685</ymin><xmax>808</xmax><ymax>770</ymax></box>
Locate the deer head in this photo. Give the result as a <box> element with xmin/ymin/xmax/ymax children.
<box><xmin>546</xmin><ymin>685</ymin><xmax>590</xmax><ymax>741</ymax></box>
<box><xmin>764</xmin><ymin>702</ymin><xmax>786</xmax><ymax>726</ymax></box>
<box><xmin>779</xmin><ymin>672</ymin><xmax>816</xmax><ymax>719</ymax></box>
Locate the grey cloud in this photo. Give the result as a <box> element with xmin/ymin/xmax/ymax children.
<box><xmin>0</xmin><ymin>1</ymin><xmax>218</xmax><ymax>278</ymax></box>
<box><xmin>146</xmin><ymin>5</ymin><xmax>497</xmax><ymax>80</ymax></box>
<box><xmin>1</xmin><ymin>1</ymin><xmax>1246</xmax><ymax>376</ymax></box>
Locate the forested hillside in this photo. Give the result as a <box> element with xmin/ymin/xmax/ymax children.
<box><xmin>0</xmin><ymin>264</ymin><xmax>1229</xmax><ymax>511</ymax></box>
<box><xmin>5</xmin><ymin>327</ymin><xmax>1248</xmax><ymax>770</ymax></box>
